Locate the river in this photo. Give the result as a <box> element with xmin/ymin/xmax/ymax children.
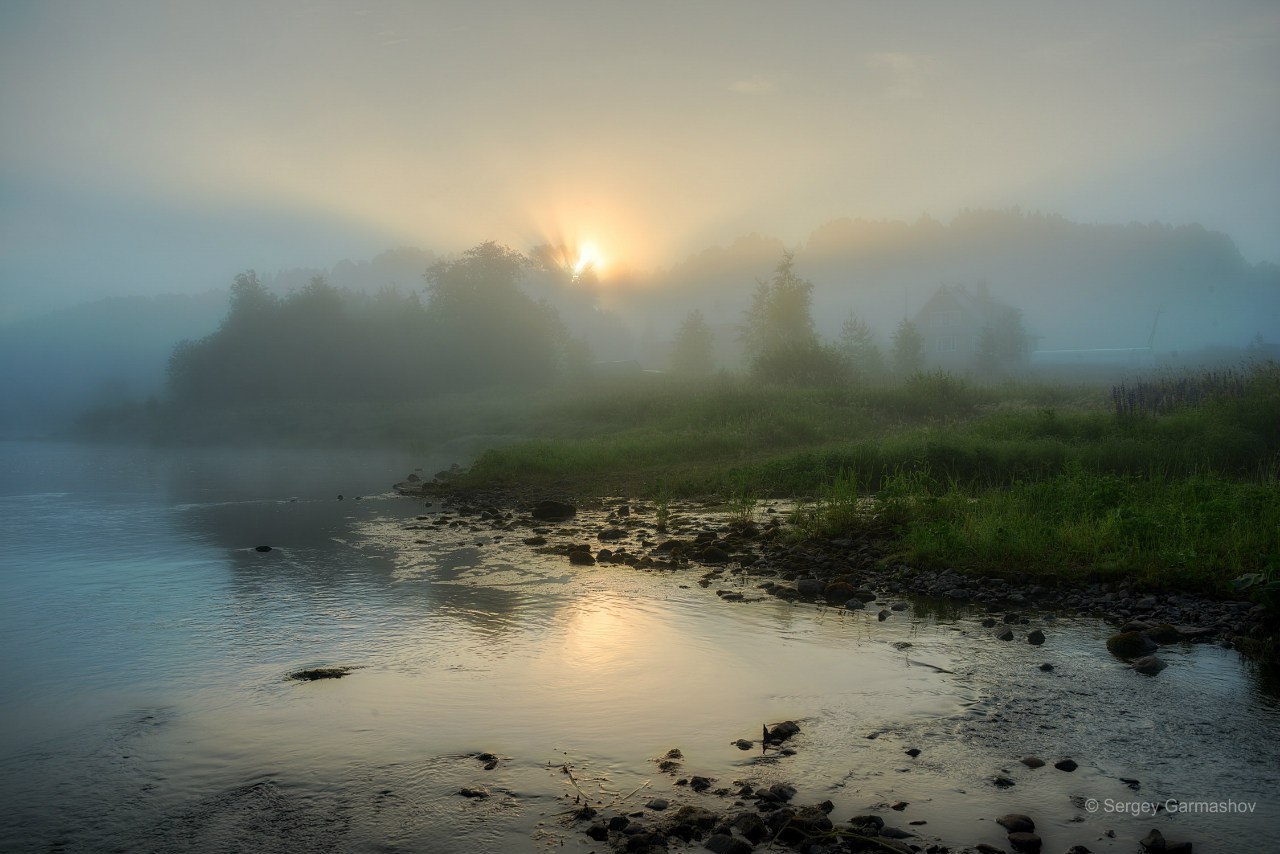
<box><xmin>1</xmin><ymin>441</ymin><xmax>1276</xmax><ymax>852</ymax></box>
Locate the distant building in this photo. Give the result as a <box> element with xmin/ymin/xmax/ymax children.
<box><xmin>912</xmin><ymin>282</ymin><xmax>1030</xmax><ymax>372</ymax></box>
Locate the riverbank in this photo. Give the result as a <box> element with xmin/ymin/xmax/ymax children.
<box><xmin>387</xmin><ymin>486</ymin><xmax>1272</xmax><ymax>853</ymax></box>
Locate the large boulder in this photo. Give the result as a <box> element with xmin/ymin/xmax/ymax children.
<box><xmin>1107</xmin><ymin>631</ymin><xmax>1158</xmax><ymax>658</ymax></box>
<box><xmin>531</xmin><ymin>500</ymin><xmax>576</xmax><ymax>521</ymax></box>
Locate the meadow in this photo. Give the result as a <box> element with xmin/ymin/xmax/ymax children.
<box><xmin>453</xmin><ymin>364</ymin><xmax>1280</xmax><ymax>597</ymax></box>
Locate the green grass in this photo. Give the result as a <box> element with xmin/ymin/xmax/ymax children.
<box><xmin>452</xmin><ymin>363</ymin><xmax>1280</xmax><ymax>597</ymax></box>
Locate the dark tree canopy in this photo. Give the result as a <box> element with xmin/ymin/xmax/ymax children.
<box><xmin>166</xmin><ymin>242</ymin><xmax>579</xmax><ymax>409</ymax></box>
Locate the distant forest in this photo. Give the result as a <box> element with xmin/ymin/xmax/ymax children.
<box><xmin>166</xmin><ymin>242</ymin><xmax>581</xmax><ymax>406</ymax></box>
<box><xmin>3</xmin><ymin>209</ymin><xmax>1277</xmax><ymax>439</ymax></box>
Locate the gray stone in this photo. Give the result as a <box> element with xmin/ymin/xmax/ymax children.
<box><xmin>1132</xmin><ymin>655</ymin><xmax>1167</xmax><ymax>675</ymax></box>
<box><xmin>997</xmin><ymin>813</ymin><xmax>1035</xmax><ymax>833</ymax></box>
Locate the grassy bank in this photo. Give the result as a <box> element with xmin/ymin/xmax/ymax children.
<box><xmin>456</xmin><ymin>365</ymin><xmax>1280</xmax><ymax>597</ymax></box>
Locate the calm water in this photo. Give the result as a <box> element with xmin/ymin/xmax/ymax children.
<box><xmin>1</xmin><ymin>441</ymin><xmax>1277</xmax><ymax>853</ymax></box>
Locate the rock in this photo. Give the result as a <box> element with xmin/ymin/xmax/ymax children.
<box><xmin>997</xmin><ymin>813</ymin><xmax>1035</xmax><ymax>833</ymax></box>
<box><xmin>599</xmin><ymin>527</ymin><xmax>627</xmax><ymax>541</ymax></box>
<box><xmin>981</xmin><ymin>617</ymin><xmax>998</xmax><ymax>627</ymax></box>
<box><xmin>703</xmin><ymin>833</ymin><xmax>752</xmax><ymax>854</ymax></box>
<box><xmin>1140</xmin><ymin>829</ymin><xmax>1166</xmax><ymax>850</ymax></box>
<box><xmin>879</xmin><ymin>826</ymin><xmax>915</xmax><ymax>838</ymax></box>
<box><xmin>905</xmin><ymin>748</ymin><xmax>921</xmax><ymax>757</ymax></box>
<box><xmin>596</xmin><ymin>549</ymin><xmax>614</xmax><ymax>562</ymax></box>
<box><xmin>700</xmin><ymin>546</ymin><xmax>730</xmax><ymax>563</ymax></box>
<box><xmin>530</xmin><ymin>500</ymin><xmax>576</xmax><ymax>521</ymax></box>
<box><xmin>1027</xmin><ymin>629</ymin><xmax>1046</xmax><ymax>645</ymax></box>
<box><xmin>608</xmin><ymin>815</ymin><xmax>631</xmax><ymax>832</ymax></box>
<box><xmin>844</xmin><ymin>598</ymin><xmax>866</xmax><ymax>610</ymax></box>
<box><xmin>824</xmin><ymin>581</ymin><xmax>856</xmax><ymax>603</ymax></box>
<box><xmin>689</xmin><ymin>775</ymin><xmax>712</xmax><ymax>792</ymax></box>
<box><xmin>569</xmin><ymin>550</ymin><xmax>596</xmax><ymax>565</ymax></box>
<box><xmin>759</xmin><ymin>782</ymin><xmax>796</xmax><ymax>803</ymax></box>
<box><xmin>890</xmin><ymin>800</ymin><xmax>908</xmax><ymax>811</ymax></box>
<box><xmin>730</xmin><ymin>811</ymin><xmax>768</xmax><ymax>844</ymax></box>
<box><xmin>254</xmin><ymin>545</ymin><xmax>273</xmax><ymax>552</ymax></box>
<box><xmin>1038</xmin><ymin>662</ymin><xmax>1054</xmax><ymax>671</ymax></box>
<box><xmin>1131</xmin><ymin>655</ymin><xmax>1167</xmax><ymax>675</ymax></box>
<box><xmin>878</xmin><ymin>609</ymin><xmax>891</xmax><ymax>621</ymax></box>
<box><xmin>288</xmin><ymin>667</ymin><xmax>352</xmax><ymax>681</ymax></box>
<box><xmin>945</xmin><ymin>588</ymin><xmax>971</xmax><ymax>600</ymax></box>
<box><xmin>1054</xmin><ymin>758</ymin><xmax>1078</xmax><ymax>772</ymax></box>
<box><xmin>975</xmin><ymin>845</ymin><xmax>1004</xmax><ymax>854</ymax></box>
<box><xmin>852</xmin><ymin>587</ymin><xmax>878</xmax><ymax>601</ymax></box>
<box><xmin>995</xmin><ymin>627</ymin><xmax>1015</xmax><ymax>641</ymax></box>
<box><xmin>993</xmin><ymin>775</ymin><xmax>1016</xmax><ymax>788</ymax></box>
<box><xmin>1145</xmin><ymin>623</ymin><xmax>1182</xmax><ymax>644</ymax></box>
<box><xmin>645</xmin><ymin>798</ymin><xmax>669</xmax><ymax>811</ymax></box>
<box><xmin>849</xmin><ymin>814</ymin><xmax>884</xmax><ymax>831</ymax></box>
<box><xmin>891</xmin><ymin>602</ymin><xmax>909</xmax><ymax>611</ymax></box>
<box><xmin>1065</xmin><ymin>847</ymin><xmax>1093</xmax><ymax>854</ymax></box>
<box><xmin>733</xmin><ymin>739</ymin><xmax>753</xmax><ymax>750</ymax></box>
<box><xmin>1107</xmin><ymin>632</ymin><xmax>1158</xmax><ymax>658</ymax></box>
<box><xmin>1003</xmin><ymin>612</ymin><xmax>1021</xmax><ymax>623</ymax></box>
<box><xmin>796</xmin><ymin>578</ymin><xmax>824</xmax><ymax>596</ymax></box>
<box><xmin>1007</xmin><ymin>831</ymin><xmax>1042</xmax><ymax>852</ymax></box>
<box><xmin>765</xmin><ymin>720</ymin><xmax>801</xmax><ymax>744</ymax></box>
<box><xmin>585</xmin><ymin>822</ymin><xmax>610</xmax><ymax>841</ymax></box>
<box><xmin>522</xmin><ymin>536</ymin><xmax>547</xmax><ymax>546</ymax></box>
<box><xmin>1020</xmin><ymin>756</ymin><xmax>1045</xmax><ymax>768</ymax></box>
<box><xmin>458</xmin><ymin>787</ymin><xmax>489</xmax><ymax>798</ymax></box>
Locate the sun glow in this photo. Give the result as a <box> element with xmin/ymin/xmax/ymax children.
<box><xmin>573</xmin><ymin>241</ymin><xmax>606</xmax><ymax>275</ymax></box>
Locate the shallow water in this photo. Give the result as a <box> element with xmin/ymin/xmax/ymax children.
<box><xmin>1</xmin><ymin>441</ymin><xmax>1277</xmax><ymax>852</ymax></box>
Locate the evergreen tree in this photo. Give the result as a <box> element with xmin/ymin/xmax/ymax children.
<box><xmin>837</xmin><ymin>312</ymin><xmax>886</xmax><ymax>383</ymax></box>
<box><xmin>671</xmin><ymin>309</ymin><xmax>715</xmax><ymax>375</ymax></box>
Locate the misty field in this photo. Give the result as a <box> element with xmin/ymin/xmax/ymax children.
<box><xmin>453</xmin><ymin>364</ymin><xmax>1280</xmax><ymax>595</ymax></box>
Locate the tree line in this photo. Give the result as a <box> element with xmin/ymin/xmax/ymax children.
<box><xmin>166</xmin><ymin>242</ymin><xmax>578</xmax><ymax>407</ymax></box>
<box><xmin>669</xmin><ymin>252</ymin><xmax>1030</xmax><ymax>383</ymax></box>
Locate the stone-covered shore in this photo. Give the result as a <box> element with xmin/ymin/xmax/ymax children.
<box><xmin>392</xmin><ymin>473</ymin><xmax>1273</xmax><ymax>854</ymax></box>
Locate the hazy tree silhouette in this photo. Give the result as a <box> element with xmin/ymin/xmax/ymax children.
<box><xmin>671</xmin><ymin>309</ymin><xmax>714</xmax><ymax>375</ymax></box>
<box><xmin>892</xmin><ymin>318</ymin><xmax>924</xmax><ymax>376</ymax></box>
<box><xmin>740</xmin><ymin>251</ymin><xmax>817</xmax><ymax>357</ymax></box>
<box><xmin>838</xmin><ymin>312</ymin><xmax>886</xmax><ymax>383</ymax></box>
<box><xmin>742</xmin><ymin>253</ymin><xmax>849</xmax><ymax>385</ymax></box>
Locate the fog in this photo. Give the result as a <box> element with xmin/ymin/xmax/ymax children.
<box><xmin>1</xmin><ymin>1</ymin><xmax>1278</xmax><ymax>435</ymax></box>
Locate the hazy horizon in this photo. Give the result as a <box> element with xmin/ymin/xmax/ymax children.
<box><xmin>3</xmin><ymin>0</ymin><xmax>1278</xmax><ymax>322</ymax></box>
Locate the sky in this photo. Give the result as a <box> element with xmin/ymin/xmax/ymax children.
<box><xmin>2</xmin><ymin>0</ymin><xmax>1278</xmax><ymax>321</ymax></box>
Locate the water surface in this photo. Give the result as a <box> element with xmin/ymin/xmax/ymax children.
<box><xmin>1</xmin><ymin>441</ymin><xmax>1276</xmax><ymax>852</ymax></box>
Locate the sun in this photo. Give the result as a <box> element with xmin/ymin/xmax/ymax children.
<box><xmin>573</xmin><ymin>241</ymin><xmax>606</xmax><ymax>277</ymax></box>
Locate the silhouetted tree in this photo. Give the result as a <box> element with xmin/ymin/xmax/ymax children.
<box><xmin>740</xmin><ymin>252</ymin><xmax>817</xmax><ymax>358</ymax></box>
<box><xmin>973</xmin><ymin>306</ymin><xmax>1031</xmax><ymax>376</ymax></box>
<box><xmin>671</xmin><ymin>309</ymin><xmax>715</xmax><ymax>375</ymax></box>
<box><xmin>892</xmin><ymin>318</ymin><xmax>924</xmax><ymax>376</ymax></box>
<box><xmin>425</xmin><ymin>241</ymin><xmax>571</xmax><ymax>387</ymax></box>
<box><xmin>837</xmin><ymin>312</ymin><xmax>886</xmax><ymax>383</ymax></box>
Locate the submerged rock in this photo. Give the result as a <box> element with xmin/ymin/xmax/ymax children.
<box><xmin>1132</xmin><ymin>655</ymin><xmax>1168</xmax><ymax>675</ymax></box>
<box><xmin>997</xmin><ymin>813</ymin><xmax>1035</xmax><ymax>833</ymax></box>
<box><xmin>1007</xmin><ymin>831</ymin><xmax>1042</xmax><ymax>852</ymax></box>
<box><xmin>287</xmin><ymin>667</ymin><xmax>352</xmax><ymax>681</ymax></box>
<box><xmin>1107</xmin><ymin>631</ymin><xmax>1158</xmax><ymax>658</ymax></box>
<box><xmin>1027</xmin><ymin>629</ymin><xmax>1046</xmax><ymax>645</ymax></box>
